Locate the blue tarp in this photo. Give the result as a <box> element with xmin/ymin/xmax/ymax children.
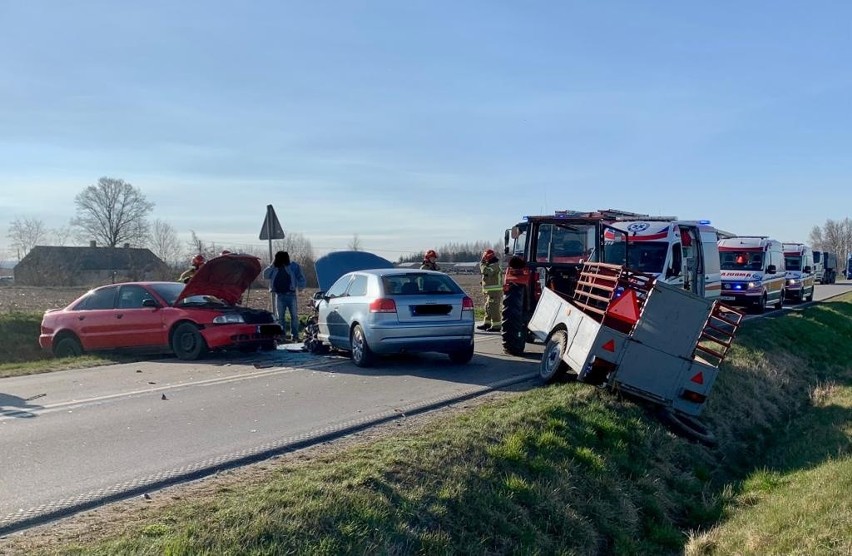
<box><xmin>314</xmin><ymin>251</ymin><xmax>394</xmax><ymax>291</ymax></box>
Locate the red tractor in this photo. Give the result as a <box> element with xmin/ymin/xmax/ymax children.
<box><xmin>500</xmin><ymin>209</ymin><xmax>652</xmax><ymax>355</ymax></box>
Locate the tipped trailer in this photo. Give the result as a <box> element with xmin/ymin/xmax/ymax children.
<box><xmin>528</xmin><ymin>262</ymin><xmax>743</xmax><ymax>445</ymax></box>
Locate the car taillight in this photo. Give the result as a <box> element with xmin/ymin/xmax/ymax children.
<box><xmin>462</xmin><ymin>296</ymin><xmax>474</xmax><ymax>310</ymax></box>
<box><xmin>369</xmin><ymin>298</ymin><xmax>397</xmax><ymax>313</ymax></box>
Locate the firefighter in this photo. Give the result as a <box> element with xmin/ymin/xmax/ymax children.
<box><xmin>478</xmin><ymin>249</ymin><xmax>502</xmax><ymax>331</ymax></box>
<box><xmin>420</xmin><ymin>249</ymin><xmax>440</xmax><ymax>271</ymax></box>
<box><xmin>179</xmin><ymin>254</ymin><xmax>205</xmax><ymax>283</ymax></box>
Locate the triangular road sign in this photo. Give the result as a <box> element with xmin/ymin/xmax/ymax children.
<box><xmin>259</xmin><ymin>205</ymin><xmax>285</xmax><ymax>240</ymax></box>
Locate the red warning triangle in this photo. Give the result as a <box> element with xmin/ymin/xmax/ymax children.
<box><xmin>602</xmin><ymin>339</ymin><xmax>616</xmax><ymax>352</ymax></box>
<box><xmin>607</xmin><ymin>289</ymin><xmax>640</xmax><ymax>323</ymax></box>
<box><xmin>690</xmin><ymin>371</ymin><xmax>704</xmax><ymax>384</ymax></box>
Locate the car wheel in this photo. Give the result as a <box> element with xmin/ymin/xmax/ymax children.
<box><xmin>260</xmin><ymin>340</ymin><xmax>278</xmax><ymax>352</ymax></box>
<box><xmin>53</xmin><ymin>335</ymin><xmax>83</xmax><ymax>358</ymax></box>
<box><xmin>350</xmin><ymin>325</ymin><xmax>373</xmax><ymax>367</ymax></box>
<box><xmin>501</xmin><ymin>284</ymin><xmax>526</xmax><ymax>356</ymax></box>
<box><xmin>656</xmin><ymin>407</ymin><xmax>718</xmax><ymax>447</ymax></box>
<box><xmin>540</xmin><ymin>330</ymin><xmax>568</xmax><ymax>384</ymax></box>
<box><xmin>774</xmin><ymin>290</ymin><xmax>784</xmax><ymax>310</ymax></box>
<box><xmin>805</xmin><ymin>287</ymin><xmax>814</xmax><ymax>302</ymax></box>
<box><xmin>171</xmin><ymin>322</ymin><xmax>208</xmax><ymax>360</ymax></box>
<box><xmin>448</xmin><ymin>343</ymin><xmax>474</xmax><ymax>364</ymax></box>
<box><xmin>754</xmin><ymin>293</ymin><xmax>767</xmax><ymax>314</ymax></box>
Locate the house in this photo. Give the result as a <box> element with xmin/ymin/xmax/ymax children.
<box><xmin>14</xmin><ymin>243</ymin><xmax>171</xmax><ymax>287</ymax></box>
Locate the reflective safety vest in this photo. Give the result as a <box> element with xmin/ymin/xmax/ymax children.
<box><xmin>480</xmin><ymin>261</ymin><xmax>503</xmax><ymax>293</ymax></box>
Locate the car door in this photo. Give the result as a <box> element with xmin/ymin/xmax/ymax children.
<box><xmin>73</xmin><ymin>286</ymin><xmax>119</xmax><ymax>350</ymax></box>
<box><xmin>112</xmin><ymin>284</ymin><xmax>168</xmax><ymax>348</ymax></box>
<box><xmin>333</xmin><ymin>274</ymin><xmax>371</xmax><ymax>346</ymax></box>
<box><xmin>317</xmin><ymin>274</ymin><xmax>353</xmax><ymax>347</ymax></box>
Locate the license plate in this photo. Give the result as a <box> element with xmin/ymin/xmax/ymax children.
<box><xmin>720</xmin><ymin>296</ymin><xmax>735</xmax><ymax>301</ymax></box>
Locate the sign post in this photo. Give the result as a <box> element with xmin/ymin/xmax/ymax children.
<box><xmin>259</xmin><ymin>205</ymin><xmax>286</xmax><ymax>315</ymax></box>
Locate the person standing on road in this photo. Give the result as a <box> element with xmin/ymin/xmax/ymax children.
<box><xmin>478</xmin><ymin>249</ymin><xmax>503</xmax><ymax>332</ymax></box>
<box><xmin>263</xmin><ymin>251</ymin><xmax>307</xmax><ymax>341</ymax></box>
<box><xmin>420</xmin><ymin>249</ymin><xmax>440</xmax><ymax>271</ymax></box>
<box><xmin>179</xmin><ymin>254</ymin><xmax>205</xmax><ymax>283</ymax></box>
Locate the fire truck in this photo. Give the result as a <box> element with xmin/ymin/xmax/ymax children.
<box><xmin>500</xmin><ymin>210</ymin><xmax>725</xmax><ymax>355</ymax></box>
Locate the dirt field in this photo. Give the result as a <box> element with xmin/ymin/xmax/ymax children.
<box><xmin>0</xmin><ymin>274</ymin><xmax>486</xmax><ymax>315</ymax></box>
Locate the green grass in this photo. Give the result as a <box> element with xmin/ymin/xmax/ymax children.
<box><xmin>4</xmin><ymin>296</ymin><xmax>852</xmax><ymax>555</ymax></box>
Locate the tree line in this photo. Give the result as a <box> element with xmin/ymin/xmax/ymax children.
<box><xmin>809</xmin><ymin>219</ymin><xmax>852</xmax><ymax>270</ymax></box>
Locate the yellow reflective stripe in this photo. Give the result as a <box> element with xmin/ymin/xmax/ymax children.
<box><xmin>483</xmin><ymin>285</ymin><xmax>503</xmax><ymax>292</ymax></box>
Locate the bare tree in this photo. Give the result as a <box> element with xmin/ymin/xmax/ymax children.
<box><xmin>811</xmin><ymin>218</ymin><xmax>852</xmax><ymax>269</ymax></box>
<box><xmin>71</xmin><ymin>177</ymin><xmax>154</xmax><ymax>247</ymax></box>
<box><xmin>51</xmin><ymin>225</ymin><xmax>74</xmax><ymax>247</ymax></box>
<box><xmin>348</xmin><ymin>234</ymin><xmax>362</xmax><ymax>251</ymax></box>
<box><xmin>149</xmin><ymin>219</ymin><xmax>182</xmax><ymax>265</ymax></box>
<box><xmin>7</xmin><ymin>216</ymin><xmax>47</xmax><ymax>259</ymax></box>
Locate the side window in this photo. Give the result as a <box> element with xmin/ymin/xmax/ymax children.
<box><xmin>77</xmin><ymin>287</ymin><xmax>117</xmax><ymax>310</ymax></box>
<box><xmin>326</xmin><ymin>276</ymin><xmax>351</xmax><ymax>298</ymax></box>
<box><xmin>118</xmin><ymin>285</ymin><xmax>154</xmax><ymax>309</ymax></box>
<box><xmin>347</xmin><ymin>275</ymin><xmax>368</xmax><ymax>297</ymax></box>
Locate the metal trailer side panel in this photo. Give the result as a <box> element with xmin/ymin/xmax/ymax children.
<box><xmin>611</xmin><ymin>340</ymin><xmax>691</xmax><ymax>405</ymax></box>
<box><xmin>528</xmin><ymin>287</ymin><xmax>570</xmax><ymax>343</ymax></box>
<box><xmin>630</xmin><ymin>280</ymin><xmax>714</xmax><ymax>360</ymax></box>
<box><xmin>671</xmin><ymin>359</ymin><xmax>718</xmax><ymax>416</ymax></box>
<box><xmin>564</xmin><ymin>312</ymin><xmax>602</xmax><ymax>372</ymax></box>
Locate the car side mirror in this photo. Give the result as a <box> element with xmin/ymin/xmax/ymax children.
<box><xmin>766</xmin><ymin>265</ymin><xmax>776</xmax><ymax>274</ymax></box>
<box><xmin>804</xmin><ymin>266</ymin><xmax>812</xmax><ymax>273</ymax></box>
<box><xmin>142</xmin><ymin>299</ymin><xmax>159</xmax><ymax>308</ymax></box>
<box><xmin>312</xmin><ymin>291</ymin><xmax>325</xmax><ymax>301</ymax></box>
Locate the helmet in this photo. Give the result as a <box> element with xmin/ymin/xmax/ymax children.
<box><xmin>483</xmin><ymin>249</ymin><xmax>495</xmax><ymax>260</ymax></box>
<box><xmin>425</xmin><ymin>249</ymin><xmax>437</xmax><ymax>259</ymax></box>
<box><xmin>192</xmin><ymin>254</ymin><xmax>206</xmax><ymax>266</ymax></box>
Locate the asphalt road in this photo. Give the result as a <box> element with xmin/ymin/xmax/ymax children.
<box><xmin>1</xmin><ymin>281</ymin><xmax>850</xmax><ymax>533</ymax></box>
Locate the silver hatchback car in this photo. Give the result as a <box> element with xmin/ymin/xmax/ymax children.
<box><xmin>313</xmin><ymin>268</ymin><xmax>476</xmax><ymax>367</ymax></box>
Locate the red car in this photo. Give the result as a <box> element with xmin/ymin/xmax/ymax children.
<box><xmin>39</xmin><ymin>253</ymin><xmax>282</xmax><ymax>360</ymax></box>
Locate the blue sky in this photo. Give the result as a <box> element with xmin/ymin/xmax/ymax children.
<box><xmin>1</xmin><ymin>1</ymin><xmax>850</xmax><ymax>261</ymax></box>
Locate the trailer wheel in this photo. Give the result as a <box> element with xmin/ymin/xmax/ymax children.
<box><xmin>540</xmin><ymin>330</ymin><xmax>568</xmax><ymax>384</ymax></box>
<box><xmin>657</xmin><ymin>408</ymin><xmax>718</xmax><ymax>447</ymax></box>
<box><xmin>501</xmin><ymin>284</ymin><xmax>526</xmax><ymax>356</ymax></box>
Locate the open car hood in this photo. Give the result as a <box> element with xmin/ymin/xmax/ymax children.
<box><xmin>315</xmin><ymin>251</ymin><xmax>394</xmax><ymax>291</ymax></box>
<box><xmin>177</xmin><ymin>253</ymin><xmax>262</xmax><ymax>305</ymax></box>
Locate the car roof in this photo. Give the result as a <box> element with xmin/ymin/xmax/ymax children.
<box><xmin>348</xmin><ymin>268</ymin><xmax>447</xmax><ymax>277</ymax></box>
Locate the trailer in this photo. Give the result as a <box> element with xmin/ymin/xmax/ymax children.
<box><xmin>528</xmin><ymin>262</ymin><xmax>743</xmax><ymax>444</ymax></box>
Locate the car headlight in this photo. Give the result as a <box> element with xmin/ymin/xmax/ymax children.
<box><xmin>787</xmin><ymin>279</ymin><xmax>799</xmax><ymax>285</ymax></box>
<box><xmin>213</xmin><ymin>314</ymin><xmax>245</xmax><ymax>324</ymax></box>
<box><xmin>748</xmin><ymin>282</ymin><xmax>761</xmax><ymax>289</ymax></box>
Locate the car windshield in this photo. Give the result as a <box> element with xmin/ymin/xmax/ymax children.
<box><xmin>813</xmin><ymin>251</ymin><xmax>821</xmax><ymax>263</ymax></box>
<box><xmin>604</xmin><ymin>241</ymin><xmax>668</xmax><ymax>274</ymax></box>
<box><xmin>721</xmin><ymin>251</ymin><xmax>763</xmax><ymax>271</ymax></box>
<box><xmin>785</xmin><ymin>256</ymin><xmax>802</xmax><ymax>271</ymax></box>
<box><xmin>148</xmin><ymin>282</ymin><xmax>229</xmax><ymax>307</ymax></box>
<box><xmin>535</xmin><ymin>224</ymin><xmax>593</xmax><ymax>263</ymax></box>
<box><xmin>383</xmin><ymin>273</ymin><xmax>462</xmax><ymax>295</ymax></box>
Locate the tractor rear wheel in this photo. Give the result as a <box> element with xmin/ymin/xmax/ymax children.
<box><xmin>501</xmin><ymin>284</ymin><xmax>526</xmax><ymax>356</ymax></box>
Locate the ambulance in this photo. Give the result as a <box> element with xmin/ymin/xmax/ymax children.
<box><xmin>603</xmin><ymin>219</ymin><xmax>722</xmax><ymax>299</ymax></box>
<box><xmin>781</xmin><ymin>243</ymin><xmax>815</xmax><ymax>302</ymax></box>
<box><xmin>717</xmin><ymin>236</ymin><xmax>786</xmax><ymax>313</ymax></box>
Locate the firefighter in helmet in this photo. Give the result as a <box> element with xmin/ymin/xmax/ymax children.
<box><xmin>478</xmin><ymin>249</ymin><xmax>503</xmax><ymax>331</ymax></box>
<box><xmin>179</xmin><ymin>254</ymin><xmax>205</xmax><ymax>283</ymax></box>
<box><xmin>420</xmin><ymin>249</ymin><xmax>440</xmax><ymax>271</ymax></box>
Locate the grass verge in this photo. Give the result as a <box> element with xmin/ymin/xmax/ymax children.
<box><xmin>2</xmin><ymin>296</ymin><xmax>851</xmax><ymax>555</ymax></box>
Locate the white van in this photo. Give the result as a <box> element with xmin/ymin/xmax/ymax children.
<box><xmin>717</xmin><ymin>236</ymin><xmax>786</xmax><ymax>312</ymax></box>
<box><xmin>604</xmin><ymin>220</ymin><xmax>722</xmax><ymax>299</ymax></box>
<box><xmin>782</xmin><ymin>243</ymin><xmax>815</xmax><ymax>302</ymax></box>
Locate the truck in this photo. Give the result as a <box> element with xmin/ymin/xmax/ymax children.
<box><xmin>813</xmin><ymin>251</ymin><xmax>837</xmax><ymax>284</ymax></box>
<box><xmin>528</xmin><ymin>262</ymin><xmax>743</xmax><ymax>445</ymax></box>
<box><xmin>782</xmin><ymin>243</ymin><xmax>816</xmax><ymax>302</ymax></box>
<box><xmin>500</xmin><ymin>209</ymin><xmax>726</xmax><ymax>355</ymax></box>
<box><xmin>718</xmin><ymin>236</ymin><xmax>786</xmax><ymax>313</ymax></box>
